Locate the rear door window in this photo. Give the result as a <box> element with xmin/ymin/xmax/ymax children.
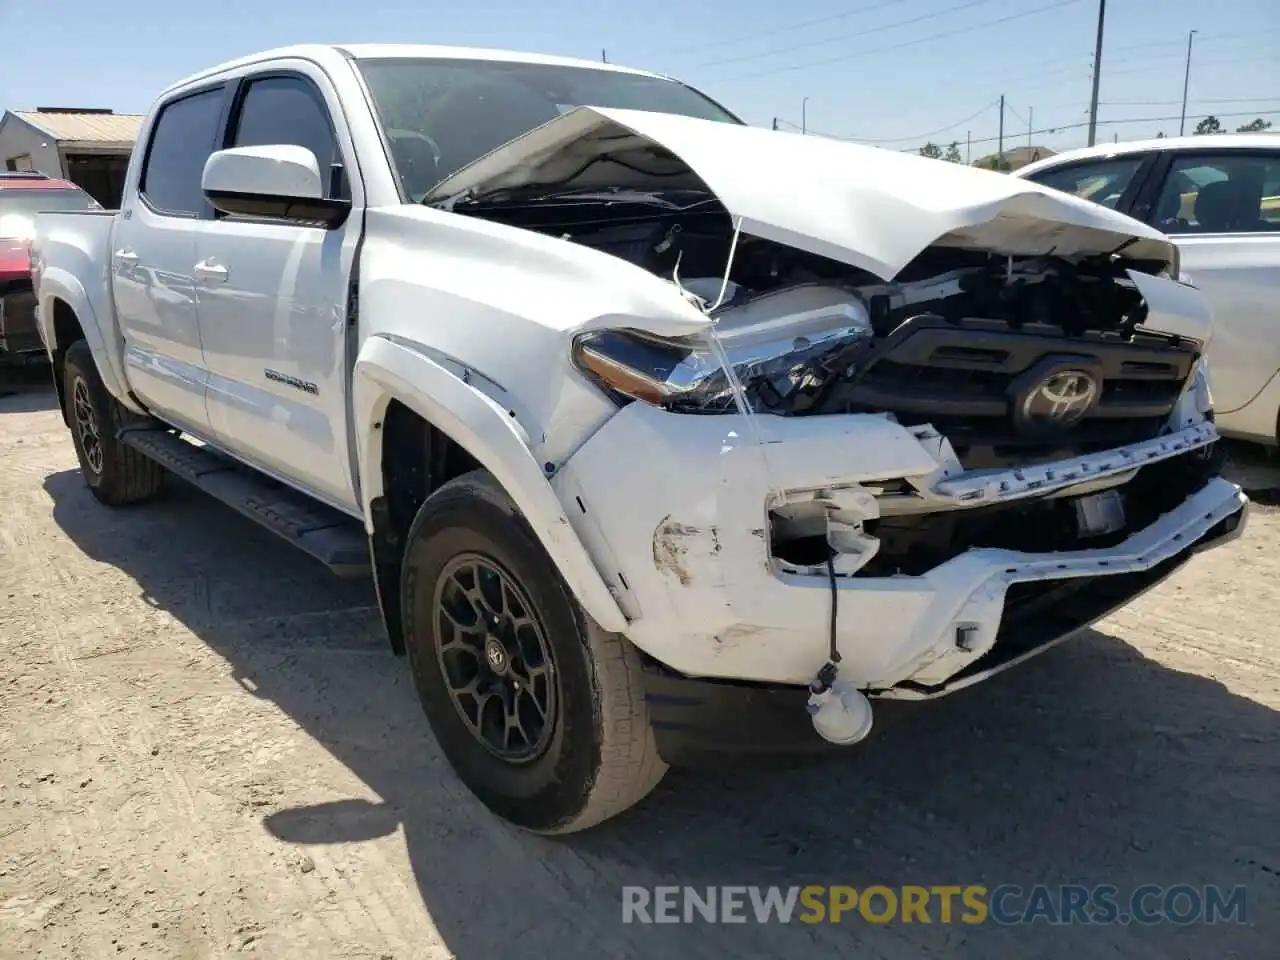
<box><xmin>1149</xmin><ymin>152</ymin><xmax>1280</xmax><ymax>234</ymax></box>
<box><xmin>1024</xmin><ymin>157</ymin><xmax>1148</xmax><ymax>210</ymax></box>
<box><xmin>139</xmin><ymin>88</ymin><xmax>225</xmax><ymax>216</ymax></box>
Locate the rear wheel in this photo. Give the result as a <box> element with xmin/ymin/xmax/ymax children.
<box><xmin>400</xmin><ymin>469</ymin><xmax>666</xmax><ymax>834</ymax></box>
<box><xmin>63</xmin><ymin>340</ymin><xmax>164</xmax><ymax>505</ymax></box>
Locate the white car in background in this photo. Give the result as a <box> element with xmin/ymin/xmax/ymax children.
<box><xmin>1018</xmin><ymin>135</ymin><xmax>1280</xmax><ymax>447</ymax></box>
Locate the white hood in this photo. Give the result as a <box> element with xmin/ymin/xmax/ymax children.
<box><xmin>427</xmin><ymin>107</ymin><xmax>1177</xmax><ymax>281</ymax></box>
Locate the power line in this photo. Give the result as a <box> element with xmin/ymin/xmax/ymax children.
<box><xmin>1104</xmin><ymin>52</ymin><xmax>1278</xmax><ymax>79</ymax></box>
<box><xmin>1094</xmin><ymin>27</ymin><xmax>1279</xmax><ymax>55</ymax></box>
<box><xmin>946</xmin><ymin>46</ymin><xmax>1277</xmax><ymax>98</ymax></box>
<box><xmin>1089</xmin><ymin>38</ymin><xmax>1280</xmax><ymax>69</ymax></box>
<box><xmin>954</xmin><ymin>108</ymin><xmax>1280</xmax><ymax>150</ymax></box>
<box><xmin>720</xmin><ymin>0</ymin><xmax>1084</xmax><ymax>83</ymax></box>
<box><xmin>700</xmin><ymin>0</ymin><xmax>1001</xmax><ymax>69</ymax></box>
<box><xmin>642</xmin><ymin>0</ymin><xmax>912</xmax><ymax>56</ymax></box>
<box><xmin>850</xmin><ymin>100</ymin><xmax>1002</xmax><ymax>143</ymax></box>
<box><xmin>778</xmin><ymin>99</ymin><xmax>1008</xmax><ymax>144</ymax></box>
<box><xmin>911</xmin><ymin>29</ymin><xmax>1266</xmax><ymax>97</ymax></box>
<box><xmin>1101</xmin><ymin>96</ymin><xmax>1280</xmax><ymax>107</ymax></box>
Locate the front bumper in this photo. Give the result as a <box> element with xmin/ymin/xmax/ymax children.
<box><xmin>552</xmin><ymin>403</ymin><xmax>1248</xmax><ymax>692</ymax></box>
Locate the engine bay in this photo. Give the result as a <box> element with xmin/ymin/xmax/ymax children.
<box><xmin>449</xmin><ymin>187</ymin><xmax>1170</xmax><ymax>329</ymax></box>
<box><xmin>455</xmin><ymin>190</ymin><xmax>1198</xmax><ymax>458</ymax></box>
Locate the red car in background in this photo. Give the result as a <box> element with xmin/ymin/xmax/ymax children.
<box><xmin>1</xmin><ymin>172</ymin><xmax>101</xmax><ymax>364</ymax></box>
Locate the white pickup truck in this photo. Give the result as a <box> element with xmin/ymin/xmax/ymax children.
<box><xmin>31</xmin><ymin>43</ymin><xmax>1248</xmax><ymax>834</ymax></box>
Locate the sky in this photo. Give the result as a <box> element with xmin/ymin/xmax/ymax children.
<box><xmin>3</xmin><ymin>0</ymin><xmax>1277</xmax><ymax>159</ymax></box>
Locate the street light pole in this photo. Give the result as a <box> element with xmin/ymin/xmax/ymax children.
<box><xmin>802</xmin><ymin>97</ymin><xmax>810</xmax><ymax>135</ymax></box>
<box><xmin>1086</xmin><ymin>0</ymin><xmax>1107</xmax><ymax>146</ymax></box>
<box><xmin>1179</xmin><ymin>30</ymin><xmax>1198</xmax><ymax>136</ymax></box>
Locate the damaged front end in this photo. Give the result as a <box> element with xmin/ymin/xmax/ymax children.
<box><xmin>568</xmin><ymin>243</ymin><xmax>1227</xmax><ymax>582</ymax></box>
<box><xmin>433</xmin><ymin>106</ymin><xmax>1247</xmax><ymax>736</ymax></box>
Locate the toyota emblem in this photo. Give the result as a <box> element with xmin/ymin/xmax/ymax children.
<box><xmin>1023</xmin><ymin>369</ymin><xmax>1098</xmax><ymax>425</ymax></box>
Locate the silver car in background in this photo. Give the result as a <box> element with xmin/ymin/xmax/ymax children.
<box><xmin>1018</xmin><ymin>135</ymin><xmax>1280</xmax><ymax>447</ymax></box>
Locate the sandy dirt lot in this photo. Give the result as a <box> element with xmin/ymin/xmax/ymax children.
<box><xmin>1</xmin><ymin>379</ymin><xmax>1276</xmax><ymax>959</ymax></box>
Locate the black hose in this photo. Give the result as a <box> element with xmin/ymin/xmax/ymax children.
<box><xmin>810</xmin><ymin>554</ymin><xmax>842</xmax><ymax>694</ymax></box>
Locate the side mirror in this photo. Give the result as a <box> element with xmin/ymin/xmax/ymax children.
<box><xmin>202</xmin><ymin>145</ymin><xmax>350</xmax><ymax>228</ymax></box>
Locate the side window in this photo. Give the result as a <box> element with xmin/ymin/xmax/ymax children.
<box><xmin>230</xmin><ymin>76</ymin><xmax>347</xmax><ymax>199</ymax></box>
<box><xmin>1151</xmin><ymin>152</ymin><xmax>1280</xmax><ymax>234</ymax></box>
<box><xmin>139</xmin><ymin>88</ymin><xmax>225</xmax><ymax>216</ymax></box>
<box><xmin>1025</xmin><ymin>157</ymin><xmax>1147</xmax><ymax>211</ymax></box>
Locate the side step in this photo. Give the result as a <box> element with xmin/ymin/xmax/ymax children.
<box><xmin>120</xmin><ymin>428</ymin><xmax>371</xmax><ymax>578</ymax></box>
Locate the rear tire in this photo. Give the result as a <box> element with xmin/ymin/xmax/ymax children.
<box><xmin>63</xmin><ymin>340</ymin><xmax>164</xmax><ymax>506</ymax></box>
<box><xmin>400</xmin><ymin>468</ymin><xmax>666</xmax><ymax>834</ymax></box>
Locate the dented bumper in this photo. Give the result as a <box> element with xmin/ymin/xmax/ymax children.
<box><xmin>551</xmin><ymin>402</ymin><xmax>1247</xmax><ymax>691</ymax></box>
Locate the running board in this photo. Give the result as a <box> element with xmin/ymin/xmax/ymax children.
<box><xmin>119</xmin><ymin>428</ymin><xmax>371</xmax><ymax>578</ymax></box>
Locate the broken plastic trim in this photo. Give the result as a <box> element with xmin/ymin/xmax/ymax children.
<box><xmin>926</xmin><ymin>419</ymin><xmax>1218</xmax><ymax>507</ymax></box>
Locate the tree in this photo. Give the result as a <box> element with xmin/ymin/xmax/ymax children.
<box><xmin>975</xmin><ymin>153</ymin><xmax>1012</xmax><ymax>172</ymax></box>
<box><xmin>1156</xmin><ymin>131</ymin><xmax>1166</xmax><ymax>138</ymax></box>
<box><xmin>1194</xmin><ymin>116</ymin><xmax>1222</xmax><ymax>135</ymax></box>
<box><xmin>918</xmin><ymin>142</ymin><xmax>943</xmax><ymax>159</ymax></box>
<box><xmin>944</xmin><ymin>141</ymin><xmax>963</xmax><ymax>163</ymax></box>
<box><xmin>1236</xmin><ymin>118</ymin><xmax>1273</xmax><ymax>133</ymax></box>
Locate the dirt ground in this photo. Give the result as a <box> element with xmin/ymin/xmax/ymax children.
<box><xmin>1</xmin><ymin>377</ymin><xmax>1276</xmax><ymax>960</ymax></box>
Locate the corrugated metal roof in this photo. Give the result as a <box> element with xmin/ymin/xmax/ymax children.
<box><xmin>12</xmin><ymin>111</ymin><xmax>143</xmax><ymax>144</ymax></box>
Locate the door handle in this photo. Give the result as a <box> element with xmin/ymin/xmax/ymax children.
<box><xmin>113</xmin><ymin>249</ymin><xmax>139</xmax><ymax>264</ymax></box>
<box><xmin>193</xmin><ymin>259</ymin><xmax>228</xmax><ymax>283</ymax></box>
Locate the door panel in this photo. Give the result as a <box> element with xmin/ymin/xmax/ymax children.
<box><xmin>196</xmin><ymin>220</ymin><xmax>357</xmax><ymax>510</ymax></box>
<box><xmin>1174</xmin><ymin>235</ymin><xmax>1280</xmax><ymax>414</ymax></box>
<box><xmin>112</xmin><ymin>210</ymin><xmax>205</xmax><ymax>429</ymax></box>
<box><xmin>194</xmin><ymin>70</ymin><xmax>359</xmax><ymax>513</ymax></box>
<box><xmin>1146</xmin><ymin>150</ymin><xmax>1280</xmax><ymax>417</ymax></box>
<box><xmin>112</xmin><ymin>87</ymin><xmax>225</xmax><ymax>434</ymax></box>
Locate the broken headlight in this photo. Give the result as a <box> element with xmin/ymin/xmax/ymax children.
<box><xmin>571</xmin><ymin>292</ymin><xmax>874</xmax><ymax>414</ymax></box>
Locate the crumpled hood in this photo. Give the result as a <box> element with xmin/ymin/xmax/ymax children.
<box><xmin>427</xmin><ymin>107</ymin><xmax>1178</xmax><ymax>281</ymax></box>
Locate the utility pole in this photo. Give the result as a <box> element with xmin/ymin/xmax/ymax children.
<box><xmin>997</xmin><ymin>95</ymin><xmax>1005</xmax><ymax>169</ymax></box>
<box><xmin>802</xmin><ymin>97</ymin><xmax>809</xmax><ymax>135</ymax></box>
<box><xmin>1028</xmin><ymin>107</ymin><xmax>1033</xmax><ymax>147</ymax></box>
<box><xmin>601</xmin><ymin>48</ymin><xmax>607</xmax><ymax>63</ymax></box>
<box><xmin>1179</xmin><ymin>30</ymin><xmax>1197</xmax><ymax>136</ymax></box>
<box><xmin>1086</xmin><ymin>0</ymin><xmax>1107</xmax><ymax>146</ymax></box>
<box><xmin>772</xmin><ymin>117</ymin><xmax>779</xmax><ymax>131</ymax></box>
<box><xmin>966</xmin><ymin>130</ymin><xmax>971</xmax><ymax>164</ymax></box>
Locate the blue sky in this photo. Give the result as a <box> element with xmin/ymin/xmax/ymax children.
<box><xmin>4</xmin><ymin>0</ymin><xmax>1277</xmax><ymax>157</ymax></box>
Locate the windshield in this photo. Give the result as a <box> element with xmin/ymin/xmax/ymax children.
<box><xmin>356</xmin><ymin>57</ymin><xmax>741</xmax><ymax>202</ymax></box>
<box><xmin>0</xmin><ymin>188</ymin><xmax>100</xmax><ymax>238</ymax></box>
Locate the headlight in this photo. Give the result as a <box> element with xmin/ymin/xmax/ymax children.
<box><xmin>571</xmin><ymin>288</ymin><xmax>874</xmax><ymax>415</ymax></box>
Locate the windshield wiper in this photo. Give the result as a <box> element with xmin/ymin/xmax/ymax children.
<box><xmin>436</xmin><ymin>185</ymin><xmax>716</xmax><ymax>211</ymax></box>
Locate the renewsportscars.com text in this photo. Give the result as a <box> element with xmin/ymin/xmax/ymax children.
<box><xmin>621</xmin><ymin>884</ymin><xmax>1248</xmax><ymax>926</ymax></box>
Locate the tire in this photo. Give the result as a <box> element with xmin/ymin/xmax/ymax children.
<box><xmin>400</xmin><ymin>468</ymin><xmax>666</xmax><ymax>834</ymax></box>
<box><xmin>63</xmin><ymin>340</ymin><xmax>164</xmax><ymax>506</ymax></box>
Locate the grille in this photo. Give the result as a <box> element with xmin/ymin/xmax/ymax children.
<box><xmin>819</xmin><ymin>317</ymin><xmax>1198</xmax><ymax>469</ymax></box>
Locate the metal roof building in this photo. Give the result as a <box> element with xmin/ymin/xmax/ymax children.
<box><xmin>0</xmin><ymin>108</ymin><xmax>144</xmax><ymax>207</ymax></box>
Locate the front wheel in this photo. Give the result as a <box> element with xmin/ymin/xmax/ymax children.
<box><xmin>63</xmin><ymin>340</ymin><xmax>164</xmax><ymax>506</ymax></box>
<box><xmin>400</xmin><ymin>469</ymin><xmax>666</xmax><ymax>834</ymax></box>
